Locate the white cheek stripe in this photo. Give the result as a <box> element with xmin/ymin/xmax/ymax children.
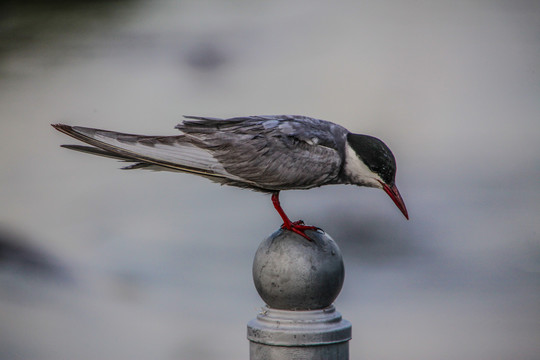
<box><xmin>344</xmin><ymin>143</ymin><xmax>383</xmax><ymax>188</ymax></box>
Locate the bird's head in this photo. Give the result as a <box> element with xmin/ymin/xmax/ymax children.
<box><xmin>344</xmin><ymin>133</ymin><xmax>408</xmax><ymax>219</ymax></box>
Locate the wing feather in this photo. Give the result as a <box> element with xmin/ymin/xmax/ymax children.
<box><xmin>53</xmin><ymin>115</ymin><xmax>349</xmax><ymax>191</ymax></box>
<box><xmin>52</xmin><ymin>124</ymin><xmax>243</xmax><ymax>181</ymax></box>
<box><xmin>176</xmin><ymin>115</ymin><xmax>348</xmax><ymax>190</ymax></box>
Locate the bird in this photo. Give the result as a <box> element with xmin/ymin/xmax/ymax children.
<box><xmin>52</xmin><ymin>115</ymin><xmax>408</xmax><ymax>240</ymax></box>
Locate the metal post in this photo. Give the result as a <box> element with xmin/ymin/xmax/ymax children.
<box><xmin>247</xmin><ymin>229</ymin><xmax>352</xmax><ymax>360</ymax></box>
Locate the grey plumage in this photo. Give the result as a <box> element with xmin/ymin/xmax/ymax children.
<box><xmin>53</xmin><ymin>115</ymin><xmax>351</xmax><ymax>193</ymax></box>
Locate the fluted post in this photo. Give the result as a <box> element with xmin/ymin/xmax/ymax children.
<box><xmin>247</xmin><ymin>229</ymin><xmax>352</xmax><ymax>360</ymax></box>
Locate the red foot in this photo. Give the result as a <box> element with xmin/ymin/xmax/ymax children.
<box><xmin>271</xmin><ymin>192</ymin><xmax>322</xmax><ymax>242</ymax></box>
<box><xmin>280</xmin><ymin>220</ymin><xmax>321</xmax><ymax>241</ymax></box>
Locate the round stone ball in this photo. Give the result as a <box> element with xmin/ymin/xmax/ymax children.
<box><xmin>252</xmin><ymin>228</ymin><xmax>345</xmax><ymax>310</ymax></box>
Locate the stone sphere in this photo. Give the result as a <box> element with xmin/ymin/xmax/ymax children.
<box><xmin>252</xmin><ymin>228</ymin><xmax>345</xmax><ymax>310</ymax></box>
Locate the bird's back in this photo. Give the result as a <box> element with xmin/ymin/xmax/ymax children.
<box><xmin>177</xmin><ymin>115</ymin><xmax>349</xmax><ymax>190</ymax></box>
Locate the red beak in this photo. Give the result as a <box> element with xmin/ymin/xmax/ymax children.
<box><xmin>381</xmin><ymin>182</ymin><xmax>409</xmax><ymax>220</ymax></box>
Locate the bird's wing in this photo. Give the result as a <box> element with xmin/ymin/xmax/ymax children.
<box><xmin>53</xmin><ymin>115</ymin><xmax>348</xmax><ymax>191</ymax></box>
<box><xmin>176</xmin><ymin>115</ymin><xmax>347</xmax><ymax>190</ymax></box>
<box><xmin>51</xmin><ymin>124</ymin><xmax>246</xmax><ymax>181</ymax></box>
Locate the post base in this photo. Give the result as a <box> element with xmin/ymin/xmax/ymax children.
<box><xmin>247</xmin><ymin>305</ymin><xmax>351</xmax><ymax>360</ymax></box>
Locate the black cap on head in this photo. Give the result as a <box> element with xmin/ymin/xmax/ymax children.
<box><xmin>346</xmin><ymin>133</ymin><xmax>397</xmax><ymax>185</ymax></box>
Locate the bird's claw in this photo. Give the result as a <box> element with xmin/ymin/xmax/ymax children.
<box><xmin>280</xmin><ymin>221</ymin><xmax>322</xmax><ymax>242</ymax></box>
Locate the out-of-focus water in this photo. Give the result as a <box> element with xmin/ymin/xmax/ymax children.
<box><xmin>1</xmin><ymin>1</ymin><xmax>539</xmax><ymax>359</ymax></box>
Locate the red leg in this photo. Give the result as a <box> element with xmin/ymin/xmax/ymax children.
<box><xmin>271</xmin><ymin>192</ymin><xmax>321</xmax><ymax>241</ymax></box>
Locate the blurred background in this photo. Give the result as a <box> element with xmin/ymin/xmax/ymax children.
<box><xmin>1</xmin><ymin>0</ymin><xmax>539</xmax><ymax>359</ymax></box>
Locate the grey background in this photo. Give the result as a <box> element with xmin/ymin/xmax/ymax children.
<box><xmin>1</xmin><ymin>1</ymin><xmax>539</xmax><ymax>359</ymax></box>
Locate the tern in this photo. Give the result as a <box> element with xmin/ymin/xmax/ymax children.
<box><xmin>52</xmin><ymin>115</ymin><xmax>408</xmax><ymax>240</ymax></box>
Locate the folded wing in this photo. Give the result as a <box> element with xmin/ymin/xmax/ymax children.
<box><xmin>177</xmin><ymin>115</ymin><xmax>345</xmax><ymax>189</ymax></box>
<box><xmin>53</xmin><ymin>115</ymin><xmax>346</xmax><ymax>191</ymax></box>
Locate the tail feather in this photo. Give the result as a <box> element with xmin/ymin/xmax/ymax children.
<box><xmin>60</xmin><ymin>144</ymin><xmax>132</xmax><ymax>161</ymax></box>
<box><xmin>51</xmin><ymin>124</ymin><xmax>233</xmax><ymax>179</ymax></box>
